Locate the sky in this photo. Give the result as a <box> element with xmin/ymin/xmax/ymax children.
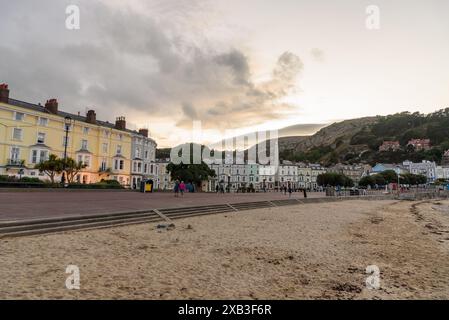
<box><xmin>1</xmin><ymin>0</ymin><xmax>449</xmax><ymax>147</ymax></box>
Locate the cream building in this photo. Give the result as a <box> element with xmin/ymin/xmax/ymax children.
<box><xmin>0</xmin><ymin>83</ymin><xmax>148</xmax><ymax>187</ymax></box>
<box><xmin>154</xmin><ymin>159</ymin><xmax>173</xmax><ymax>190</ymax></box>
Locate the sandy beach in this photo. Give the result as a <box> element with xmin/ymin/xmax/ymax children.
<box><xmin>1</xmin><ymin>199</ymin><xmax>449</xmax><ymax>299</ymax></box>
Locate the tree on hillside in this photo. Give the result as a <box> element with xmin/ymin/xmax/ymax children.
<box><xmin>35</xmin><ymin>154</ymin><xmax>63</xmax><ymax>184</ymax></box>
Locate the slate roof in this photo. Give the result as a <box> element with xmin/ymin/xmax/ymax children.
<box><xmin>7</xmin><ymin>98</ymin><xmax>152</xmax><ymax>139</ymax></box>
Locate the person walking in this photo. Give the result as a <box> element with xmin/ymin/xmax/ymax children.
<box><xmin>174</xmin><ymin>180</ymin><xmax>180</xmax><ymax>197</ymax></box>
<box><xmin>288</xmin><ymin>185</ymin><xmax>292</xmax><ymax>198</ymax></box>
<box><xmin>179</xmin><ymin>181</ymin><xmax>186</xmax><ymax>197</ymax></box>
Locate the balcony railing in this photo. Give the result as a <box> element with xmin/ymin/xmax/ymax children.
<box><xmin>98</xmin><ymin>167</ymin><xmax>112</xmax><ymax>174</ymax></box>
<box><xmin>7</xmin><ymin>159</ymin><xmax>25</xmax><ymax>166</ymax></box>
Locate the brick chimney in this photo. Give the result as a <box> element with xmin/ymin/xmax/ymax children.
<box><xmin>86</xmin><ymin>110</ymin><xmax>96</xmax><ymax>124</ymax></box>
<box><xmin>115</xmin><ymin>116</ymin><xmax>126</xmax><ymax>130</ymax></box>
<box><xmin>138</xmin><ymin>128</ymin><xmax>148</xmax><ymax>137</ymax></box>
<box><xmin>45</xmin><ymin>99</ymin><xmax>58</xmax><ymax>114</ymax></box>
<box><xmin>0</xmin><ymin>83</ymin><xmax>9</xmax><ymax>103</ymax></box>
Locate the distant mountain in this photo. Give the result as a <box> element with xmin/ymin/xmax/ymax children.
<box><xmin>278</xmin><ymin>117</ymin><xmax>379</xmax><ymax>153</ymax></box>
<box><xmin>207</xmin><ymin>123</ymin><xmax>326</xmax><ymax>150</ymax></box>
<box><xmin>157</xmin><ymin>108</ymin><xmax>449</xmax><ymax>166</ymax></box>
<box><xmin>277</xmin><ymin>109</ymin><xmax>449</xmax><ymax>165</ymax></box>
<box><xmin>278</xmin><ymin>123</ymin><xmax>327</xmax><ymax>137</ymax></box>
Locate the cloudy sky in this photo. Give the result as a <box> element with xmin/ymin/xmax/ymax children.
<box><xmin>1</xmin><ymin>0</ymin><xmax>449</xmax><ymax>147</ymax></box>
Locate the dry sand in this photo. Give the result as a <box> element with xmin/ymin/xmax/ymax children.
<box><xmin>1</xmin><ymin>199</ymin><xmax>449</xmax><ymax>299</ymax></box>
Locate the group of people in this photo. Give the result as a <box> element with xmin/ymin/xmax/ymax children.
<box><xmin>215</xmin><ymin>184</ymin><xmax>226</xmax><ymax>194</ymax></box>
<box><xmin>280</xmin><ymin>185</ymin><xmax>307</xmax><ymax>198</ymax></box>
<box><xmin>173</xmin><ymin>180</ymin><xmax>186</xmax><ymax>197</ymax></box>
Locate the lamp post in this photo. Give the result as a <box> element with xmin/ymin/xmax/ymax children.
<box><xmin>61</xmin><ymin>116</ymin><xmax>72</xmax><ymax>185</ymax></box>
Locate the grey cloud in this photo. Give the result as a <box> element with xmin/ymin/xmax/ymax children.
<box><xmin>181</xmin><ymin>102</ymin><xmax>198</xmax><ymax>119</ymax></box>
<box><xmin>0</xmin><ymin>0</ymin><xmax>304</xmax><ymax>139</ymax></box>
<box><xmin>215</xmin><ymin>50</ymin><xmax>251</xmax><ymax>86</ymax></box>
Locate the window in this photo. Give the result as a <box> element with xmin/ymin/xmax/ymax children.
<box><xmin>14</xmin><ymin>112</ymin><xmax>24</xmax><ymax>121</ymax></box>
<box><xmin>10</xmin><ymin>147</ymin><xmax>20</xmax><ymax>161</ymax></box>
<box><xmin>76</xmin><ymin>154</ymin><xmax>90</xmax><ymax>168</ymax></box>
<box><xmin>100</xmin><ymin>158</ymin><xmax>107</xmax><ymax>171</ymax></box>
<box><xmin>63</xmin><ymin>123</ymin><xmax>72</xmax><ymax>131</ymax></box>
<box><xmin>118</xmin><ymin>134</ymin><xmax>123</xmax><ymax>140</ymax></box>
<box><xmin>38</xmin><ymin>117</ymin><xmax>48</xmax><ymax>126</ymax></box>
<box><xmin>114</xmin><ymin>159</ymin><xmax>124</xmax><ymax>170</ymax></box>
<box><xmin>31</xmin><ymin>149</ymin><xmax>48</xmax><ymax>164</ymax></box>
<box><xmin>81</xmin><ymin>139</ymin><xmax>88</xmax><ymax>150</ymax></box>
<box><xmin>102</xmin><ymin>143</ymin><xmax>108</xmax><ymax>153</ymax></box>
<box><xmin>83</xmin><ymin>127</ymin><xmax>89</xmax><ymax>135</ymax></box>
<box><xmin>104</xmin><ymin>130</ymin><xmax>109</xmax><ymax>137</ymax></box>
<box><xmin>144</xmin><ymin>151</ymin><xmax>149</xmax><ymax>159</ymax></box>
<box><xmin>13</xmin><ymin>128</ymin><xmax>22</xmax><ymax>140</ymax></box>
<box><xmin>116</xmin><ymin>145</ymin><xmax>122</xmax><ymax>155</ymax></box>
<box><xmin>136</xmin><ymin>147</ymin><xmax>141</xmax><ymax>158</ymax></box>
<box><xmin>62</xmin><ymin>136</ymin><xmax>70</xmax><ymax>147</ymax></box>
<box><xmin>84</xmin><ymin>156</ymin><xmax>90</xmax><ymax>168</ymax></box>
<box><xmin>37</xmin><ymin>132</ymin><xmax>46</xmax><ymax>144</ymax></box>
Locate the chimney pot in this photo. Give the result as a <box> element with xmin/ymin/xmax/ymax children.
<box><xmin>45</xmin><ymin>98</ymin><xmax>58</xmax><ymax>114</ymax></box>
<box><xmin>86</xmin><ymin>109</ymin><xmax>97</xmax><ymax>124</ymax></box>
<box><xmin>138</xmin><ymin>128</ymin><xmax>149</xmax><ymax>137</ymax></box>
<box><xmin>115</xmin><ymin>116</ymin><xmax>126</xmax><ymax>130</ymax></box>
<box><xmin>0</xmin><ymin>83</ymin><xmax>10</xmax><ymax>103</ymax></box>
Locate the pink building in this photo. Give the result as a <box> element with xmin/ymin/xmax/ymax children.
<box><xmin>407</xmin><ymin>139</ymin><xmax>431</xmax><ymax>151</ymax></box>
<box><xmin>379</xmin><ymin>141</ymin><xmax>400</xmax><ymax>152</ymax></box>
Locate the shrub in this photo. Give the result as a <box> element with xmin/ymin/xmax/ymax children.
<box><xmin>19</xmin><ymin>177</ymin><xmax>42</xmax><ymax>183</ymax></box>
<box><xmin>68</xmin><ymin>182</ymin><xmax>123</xmax><ymax>189</ymax></box>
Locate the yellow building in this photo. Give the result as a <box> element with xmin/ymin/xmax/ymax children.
<box><xmin>0</xmin><ymin>83</ymin><xmax>136</xmax><ymax>186</ymax></box>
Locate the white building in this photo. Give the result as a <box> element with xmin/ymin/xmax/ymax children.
<box><xmin>130</xmin><ymin>129</ymin><xmax>157</xmax><ymax>189</ymax></box>
<box><xmin>278</xmin><ymin>161</ymin><xmax>298</xmax><ymax>188</ymax></box>
<box><xmin>209</xmin><ymin>163</ymin><xmax>260</xmax><ymax>191</ymax></box>
<box><xmin>436</xmin><ymin>166</ymin><xmax>449</xmax><ymax>181</ymax></box>
<box><xmin>259</xmin><ymin>165</ymin><xmax>277</xmax><ymax>190</ymax></box>
<box><xmin>403</xmin><ymin>160</ymin><xmax>437</xmax><ymax>182</ymax></box>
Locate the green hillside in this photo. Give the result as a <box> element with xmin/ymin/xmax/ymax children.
<box><xmin>280</xmin><ymin>108</ymin><xmax>449</xmax><ymax>165</ymax></box>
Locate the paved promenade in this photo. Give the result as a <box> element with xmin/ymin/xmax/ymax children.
<box><xmin>0</xmin><ymin>190</ymin><xmax>324</xmax><ymax>221</ymax></box>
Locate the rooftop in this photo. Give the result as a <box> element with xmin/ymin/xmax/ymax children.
<box><xmin>5</xmin><ymin>97</ymin><xmax>155</xmax><ymax>143</ymax></box>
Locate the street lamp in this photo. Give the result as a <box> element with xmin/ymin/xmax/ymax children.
<box><xmin>61</xmin><ymin>116</ymin><xmax>72</xmax><ymax>185</ymax></box>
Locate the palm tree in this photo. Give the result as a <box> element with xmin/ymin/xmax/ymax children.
<box><xmin>35</xmin><ymin>154</ymin><xmax>63</xmax><ymax>184</ymax></box>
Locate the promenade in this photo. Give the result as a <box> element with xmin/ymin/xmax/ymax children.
<box><xmin>0</xmin><ymin>190</ymin><xmax>324</xmax><ymax>221</ymax></box>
